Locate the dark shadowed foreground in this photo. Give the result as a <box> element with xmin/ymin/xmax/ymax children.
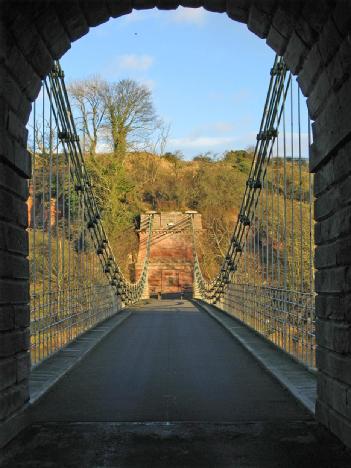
<box><xmin>2</xmin><ymin>300</ymin><xmax>351</xmax><ymax>467</ymax></box>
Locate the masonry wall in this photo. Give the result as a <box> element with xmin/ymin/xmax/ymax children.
<box><xmin>2</xmin><ymin>0</ymin><xmax>351</xmax><ymax>449</ymax></box>
<box><xmin>135</xmin><ymin>212</ymin><xmax>202</xmax><ymax>295</ymax></box>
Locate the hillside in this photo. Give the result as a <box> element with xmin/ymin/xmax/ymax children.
<box><xmin>83</xmin><ymin>149</ymin><xmax>313</xmax><ymax>288</ymax></box>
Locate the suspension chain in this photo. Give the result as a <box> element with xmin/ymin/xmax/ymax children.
<box><xmin>193</xmin><ymin>55</ymin><xmax>290</xmax><ymax>303</ymax></box>
<box><xmin>46</xmin><ymin>61</ymin><xmax>153</xmax><ymax>305</ymax></box>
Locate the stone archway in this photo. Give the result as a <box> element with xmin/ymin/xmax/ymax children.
<box><xmin>1</xmin><ymin>0</ymin><xmax>351</xmax><ymax>448</ymax></box>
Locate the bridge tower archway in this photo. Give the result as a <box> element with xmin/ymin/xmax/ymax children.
<box><xmin>1</xmin><ymin>0</ymin><xmax>351</xmax><ymax>448</ymax></box>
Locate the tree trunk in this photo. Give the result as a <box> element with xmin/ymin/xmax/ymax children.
<box><xmin>112</xmin><ymin>122</ymin><xmax>127</xmax><ymax>163</ymax></box>
<box><xmin>89</xmin><ymin>140</ymin><xmax>97</xmax><ymax>157</ymax></box>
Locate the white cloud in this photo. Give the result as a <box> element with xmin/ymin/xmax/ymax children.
<box><xmin>117</xmin><ymin>54</ymin><xmax>154</xmax><ymax>71</ymax></box>
<box><xmin>212</xmin><ymin>122</ymin><xmax>235</xmax><ymax>133</ymax></box>
<box><xmin>169</xmin><ymin>136</ymin><xmax>236</xmax><ymax>149</ymax></box>
<box><xmin>103</xmin><ymin>54</ymin><xmax>155</xmax><ymax>78</ymax></box>
<box><xmin>172</xmin><ymin>7</ymin><xmax>207</xmax><ymax>25</ymax></box>
<box><xmin>139</xmin><ymin>78</ymin><xmax>156</xmax><ymax>91</ymax></box>
<box><xmin>120</xmin><ymin>6</ymin><xmax>208</xmax><ymax>26</ymax></box>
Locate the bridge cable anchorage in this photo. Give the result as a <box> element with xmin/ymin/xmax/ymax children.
<box><xmin>191</xmin><ymin>55</ymin><xmax>315</xmax><ymax>369</ymax></box>
<box><xmin>29</xmin><ymin>60</ymin><xmax>154</xmax><ymax>366</ymax></box>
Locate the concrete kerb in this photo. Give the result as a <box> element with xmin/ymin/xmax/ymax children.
<box><xmin>0</xmin><ymin>308</ymin><xmax>133</xmax><ymax>449</ymax></box>
<box><xmin>193</xmin><ymin>299</ymin><xmax>317</xmax><ymax>416</ymax></box>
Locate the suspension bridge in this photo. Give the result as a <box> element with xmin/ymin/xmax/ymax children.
<box><xmin>1</xmin><ymin>47</ymin><xmax>351</xmax><ymax>468</ymax></box>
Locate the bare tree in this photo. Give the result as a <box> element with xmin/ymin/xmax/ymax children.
<box><xmin>145</xmin><ymin>120</ymin><xmax>170</xmax><ymax>156</ymax></box>
<box><xmin>29</xmin><ymin>118</ymin><xmax>59</xmax><ymax>155</ymax></box>
<box><xmin>101</xmin><ymin>79</ymin><xmax>158</xmax><ymax>160</ymax></box>
<box><xmin>68</xmin><ymin>76</ymin><xmax>106</xmax><ymax>157</ymax></box>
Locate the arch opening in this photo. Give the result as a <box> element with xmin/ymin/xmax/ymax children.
<box><xmin>2</xmin><ymin>0</ymin><xmax>351</xmax><ymax>451</ymax></box>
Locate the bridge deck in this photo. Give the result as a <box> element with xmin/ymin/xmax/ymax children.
<box><xmin>2</xmin><ymin>300</ymin><xmax>351</xmax><ymax>467</ymax></box>
<box><xmin>32</xmin><ymin>299</ymin><xmax>308</xmax><ymax>423</ymax></box>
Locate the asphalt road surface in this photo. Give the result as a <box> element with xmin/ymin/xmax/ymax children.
<box><xmin>2</xmin><ymin>299</ymin><xmax>351</xmax><ymax>467</ymax></box>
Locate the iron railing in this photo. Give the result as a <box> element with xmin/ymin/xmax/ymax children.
<box><xmin>218</xmin><ymin>284</ymin><xmax>315</xmax><ymax>369</ymax></box>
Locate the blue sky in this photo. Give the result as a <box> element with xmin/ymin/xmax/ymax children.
<box><xmin>60</xmin><ymin>7</ymin><xmax>277</xmax><ymax>159</ymax></box>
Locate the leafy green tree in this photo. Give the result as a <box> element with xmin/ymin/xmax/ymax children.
<box><xmin>101</xmin><ymin>79</ymin><xmax>158</xmax><ymax>161</ymax></box>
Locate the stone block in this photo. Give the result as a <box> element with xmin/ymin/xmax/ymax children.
<box><xmin>7</xmin><ymin>110</ymin><xmax>28</xmax><ymax>147</ymax></box>
<box><xmin>0</xmin><ymin>252</ymin><xmax>29</xmax><ymax>280</ymax></box>
<box><xmin>0</xmin><ymin>189</ymin><xmax>28</xmax><ymax>228</ymax></box>
<box><xmin>315</xmin><ymin>266</ymin><xmax>351</xmax><ymax>295</ymax></box>
<box><xmin>326</xmin><ymin>40</ymin><xmax>351</xmax><ymax>92</ymax></box>
<box><xmin>338</xmin><ymin>175</ymin><xmax>351</xmax><ymax>208</ymax></box>
<box><xmin>0</xmin><ymin>128</ymin><xmax>32</xmax><ymax>179</ymax></box>
<box><xmin>333</xmin><ymin>139</ymin><xmax>351</xmax><ymax>184</ymax></box>
<box><xmin>314</xmin><ymin>139</ymin><xmax>351</xmax><ymax>196</ymax></box>
<box><xmin>301</xmin><ymin>0</ymin><xmax>332</xmax><ymax>34</ymax></box>
<box><xmin>106</xmin><ymin>0</ymin><xmax>133</xmax><ymax>18</ymax></box>
<box><xmin>0</xmin><ymin>66</ymin><xmax>32</xmax><ymax>124</ymax></box>
<box><xmin>316</xmin><ymin>318</ymin><xmax>351</xmax><ymax>354</ymax></box>
<box><xmin>314</xmin><ymin>185</ymin><xmax>337</xmax><ymax>222</ymax></box>
<box><xmin>315</xmin><ymin>294</ymin><xmax>343</xmax><ymax>321</ymax></box>
<box><xmin>315</xmin><ymin>398</ymin><xmax>330</xmax><ymax>430</ymax></box>
<box><xmin>272</xmin><ymin>5</ymin><xmax>295</xmax><ymax>40</ymax></box>
<box><xmin>297</xmin><ymin>43</ymin><xmax>322</xmax><ymax>96</ymax></box>
<box><xmin>0</xmin><ymin>221</ymin><xmax>28</xmax><ymax>257</ymax></box>
<box><xmin>316</xmin><ymin>397</ymin><xmax>351</xmax><ymax>449</ymax></box>
<box><xmin>311</xmin><ymin>77</ymin><xmax>351</xmax><ymax>172</ymax></box>
<box><xmin>335</xmin><ymin>237</ymin><xmax>351</xmax><ymax>267</ymax></box>
<box><xmin>4</xmin><ymin>41</ymin><xmax>41</xmax><ymax>100</ymax></box>
<box><xmin>252</xmin><ymin>0</ymin><xmax>275</xmax><ymax>16</ymax></box>
<box><xmin>55</xmin><ymin>1</ymin><xmax>89</xmax><ymax>42</ymax></box>
<box><xmin>0</xmin><ymin>279</ymin><xmax>29</xmax><ymax>306</ymax></box>
<box><xmin>306</xmin><ymin>69</ymin><xmax>330</xmax><ymax>120</ymax></box>
<box><xmin>283</xmin><ymin>30</ymin><xmax>308</xmax><ymax>75</ymax></box>
<box><xmin>313</xmin><ymin>158</ymin><xmax>335</xmax><ymax>197</ymax></box>
<box><xmin>332</xmin><ymin>1</ymin><xmax>351</xmax><ymax>37</ymax></box>
<box><xmin>35</xmin><ymin>8</ymin><xmax>71</xmax><ymax>59</ymax></box>
<box><xmin>318</xmin><ymin>18</ymin><xmax>343</xmax><ymax>67</ymax></box>
<box><xmin>318</xmin><ymin>372</ymin><xmax>350</xmax><ymax>420</ymax></box>
<box><xmin>16</xmin><ymin>352</ymin><xmax>30</xmax><ymax>383</ymax></box>
<box><xmin>0</xmin><ymin>381</ymin><xmax>29</xmax><ymax>421</ymax></box>
<box><xmin>159</xmin><ymin>0</ymin><xmax>179</xmax><ymax>9</ymax></box>
<box><xmin>294</xmin><ymin>14</ymin><xmax>317</xmax><ymax>48</ymax></box>
<box><xmin>314</xmin><ymin>242</ymin><xmax>337</xmax><ymax>270</ymax></box>
<box><xmin>0</xmin><ymin>306</ymin><xmax>14</xmax><ymax>331</ymax></box>
<box><xmin>226</xmin><ymin>0</ymin><xmax>249</xmax><ymax>23</ymax></box>
<box><xmin>203</xmin><ymin>1</ymin><xmax>226</xmax><ymax>14</ymax></box>
<box><xmin>80</xmin><ymin>1</ymin><xmax>110</xmax><ymax>27</ymax></box>
<box><xmin>133</xmin><ymin>0</ymin><xmax>157</xmax><ymax>9</ymax></box>
<box><xmin>314</xmin><ymin>206</ymin><xmax>351</xmax><ymax>245</ymax></box>
<box><xmin>13</xmin><ymin>142</ymin><xmax>32</xmax><ymax>180</ymax></box>
<box><xmin>0</xmin><ymin>331</ymin><xmax>16</xmax><ymax>358</ymax></box>
<box><xmin>0</xmin><ymin>161</ymin><xmax>28</xmax><ymax>201</ymax></box>
<box><xmin>318</xmin><ymin>292</ymin><xmax>351</xmax><ymax>323</ymax></box>
<box><xmin>0</xmin><ymin>357</ymin><xmax>16</xmax><ymax>392</ymax></box>
<box><xmin>14</xmin><ymin>305</ymin><xmax>30</xmax><ymax>329</ymax></box>
<box><xmin>10</xmin><ymin>13</ymin><xmax>53</xmax><ymax>79</ymax></box>
<box><xmin>317</xmin><ymin>347</ymin><xmax>351</xmax><ymax>387</ymax></box>
<box><xmin>247</xmin><ymin>4</ymin><xmax>272</xmax><ymax>39</ymax></box>
<box><xmin>0</xmin><ymin>329</ymin><xmax>29</xmax><ymax>358</ymax></box>
<box><xmin>266</xmin><ymin>25</ymin><xmax>288</xmax><ymax>56</ymax></box>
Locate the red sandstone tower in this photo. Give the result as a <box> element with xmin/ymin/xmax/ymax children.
<box><xmin>135</xmin><ymin>211</ymin><xmax>203</xmax><ymax>298</ymax></box>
